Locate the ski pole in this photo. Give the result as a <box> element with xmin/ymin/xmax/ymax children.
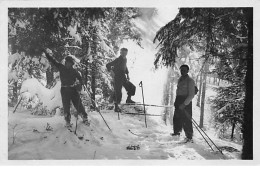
<box><xmin>95</xmin><ymin>105</ymin><xmax>112</xmax><ymax>131</ymax></box>
<box><xmin>128</xmin><ymin>129</ymin><xmax>148</xmax><ymax>138</ymax></box>
<box><xmin>191</xmin><ymin>118</ymin><xmax>215</xmax><ymax>152</ymax></box>
<box><xmin>122</xmin><ymin>112</ymin><xmax>161</xmax><ymax>116</ymax></box>
<box><xmin>191</xmin><ymin>116</ymin><xmax>223</xmax><ymax>155</ymax></box>
<box><xmin>74</xmin><ymin>115</ymin><xmax>78</xmax><ymax>135</ymax></box>
<box><xmin>123</xmin><ymin>103</ymin><xmax>173</xmax><ymax>108</ymax></box>
<box><xmin>92</xmin><ymin>97</ymin><xmax>112</xmax><ymax>132</ymax></box>
<box><xmin>183</xmin><ymin>109</ymin><xmax>223</xmax><ymax>155</ymax></box>
<box><xmin>101</xmin><ymin>102</ymin><xmax>174</xmax><ymax>108</ymax></box>
<box><xmin>13</xmin><ymin>96</ymin><xmax>23</xmax><ymax>113</ymax></box>
<box><xmin>181</xmin><ymin>108</ymin><xmax>214</xmax><ymax>152</ymax></box>
<box><xmin>192</xmin><ymin>118</ymin><xmax>223</xmax><ymax>155</ymax></box>
<box><xmin>139</xmin><ymin>81</ymin><xmax>147</xmax><ymax>128</ymax></box>
<box><xmin>74</xmin><ymin>92</ymin><xmax>81</xmax><ymax>135</ymax></box>
<box><xmin>85</xmin><ymin>88</ymin><xmax>112</xmax><ymax>132</ymax></box>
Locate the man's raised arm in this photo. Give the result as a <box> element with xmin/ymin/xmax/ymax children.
<box><xmin>43</xmin><ymin>49</ymin><xmax>62</xmax><ymax>69</ymax></box>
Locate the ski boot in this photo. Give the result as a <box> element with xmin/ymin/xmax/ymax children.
<box><xmin>171</xmin><ymin>132</ymin><xmax>180</xmax><ymax>141</ymax></box>
<box><xmin>170</xmin><ymin>133</ymin><xmax>180</xmax><ymax>137</ymax></box>
<box><xmin>65</xmin><ymin>121</ymin><xmax>73</xmax><ymax>132</ymax></box>
<box><xmin>64</xmin><ymin>113</ymin><xmax>72</xmax><ymax>127</ymax></box>
<box><xmin>114</xmin><ymin>103</ymin><xmax>121</xmax><ymax>112</ymax></box>
<box><xmin>126</xmin><ymin>96</ymin><xmax>135</xmax><ymax>104</ymax></box>
<box><xmin>65</xmin><ymin>120</ymin><xmax>72</xmax><ymax>127</ymax></box>
<box><xmin>79</xmin><ymin>112</ymin><xmax>90</xmax><ymax>126</ymax></box>
<box><xmin>126</xmin><ymin>99</ymin><xmax>135</xmax><ymax>104</ymax></box>
<box><xmin>183</xmin><ymin>137</ymin><xmax>193</xmax><ymax>143</ymax></box>
<box><xmin>82</xmin><ymin>117</ymin><xmax>90</xmax><ymax>126</ymax></box>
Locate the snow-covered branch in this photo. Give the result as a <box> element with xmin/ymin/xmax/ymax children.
<box><xmin>231</xmin><ymin>33</ymin><xmax>247</xmax><ymax>39</ymax></box>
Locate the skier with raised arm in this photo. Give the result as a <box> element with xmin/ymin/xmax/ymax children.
<box><xmin>43</xmin><ymin>49</ymin><xmax>89</xmax><ymax>127</ymax></box>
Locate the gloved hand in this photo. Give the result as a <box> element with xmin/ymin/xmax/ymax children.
<box><xmin>46</xmin><ymin>48</ymin><xmax>53</xmax><ymax>55</ymax></box>
<box><xmin>74</xmin><ymin>83</ymin><xmax>82</xmax><ymax>92</ymax></box>
<box><xmin>42</xmin><ymin>48</ymin><xmax>53</xmax><ymax>56</ymax></box>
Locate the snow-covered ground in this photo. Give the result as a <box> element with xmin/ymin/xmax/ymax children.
<box><xmin>8</xmin><ymin>86</ymin><xmax>242</xmax><ymax>160</ymax></box>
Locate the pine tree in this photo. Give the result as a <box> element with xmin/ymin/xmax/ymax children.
<box><xmin>153</xmin><ymin>8</ymin><xmax>252</xmax><ymax>159</ymax></box>
<box><xmin>8</xmin><ymin>8</ymin><xmax>142</xmax><ymax>112</ymax></box>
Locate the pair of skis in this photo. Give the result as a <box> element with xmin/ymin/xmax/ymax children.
<box><xmin>114</xmin><ymin>81</ymin><xmax>148</xmax><ymax>127</ymax></box>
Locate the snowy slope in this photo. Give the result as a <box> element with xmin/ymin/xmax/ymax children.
<box><xmin>8</xmin><ymin>102</ymin><xmax>242</xmax><ymax>160</ymax></box>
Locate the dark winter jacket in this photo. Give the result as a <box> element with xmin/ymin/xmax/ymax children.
<box><xmin>45</xmin><ymin>52</ymin><xmax>83</xmax><ymax>87</ymax></box>
<box><xmin>106</xmin><ymin>56</ymin><xmax>129</xmax><ymax>77</ymax></box>
<box><xmin>176</xmin><ymin>74</ymin><xmax>195</xmax><ymax>106</ymax></box>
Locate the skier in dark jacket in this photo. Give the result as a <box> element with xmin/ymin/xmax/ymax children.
<box><xmin>172</xmin><ymin>64</ymin><xmax>195</xmax><ymax>143</ymax></box>
<box><xmin>43</xmin><ymin>49</ymin><xmax>89</xmax><ymax>127</ymax></box>
<box><xmin>106</xmin><ymin>48</ymin><xmax>136</xmax><ymax>112</ymax></box>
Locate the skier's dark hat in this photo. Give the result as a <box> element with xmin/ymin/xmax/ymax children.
<box><xmin>121</xmin><ymin>48</ymin><xmax>128</xmax><ymax>52</ymax></box>
<box><xmin>180</xmin><ymin>64</ymin><xmax>189</xmax><ymax>71</ymax></box>
<box><xmin>65</xmin><ymin>56</ymin><xmax>74</xmax><ymax>64</ymax></box>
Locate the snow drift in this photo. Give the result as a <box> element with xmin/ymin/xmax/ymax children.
<box><xmin>20</xmin><ymin>78</ymin><xmax>62</xmax><ymax>110</ymax></box>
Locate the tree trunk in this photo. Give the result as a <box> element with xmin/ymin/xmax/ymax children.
<box><xmin>196</xmin><ymin>72</ymin><xmax>203</xmax><ymax>107</ymax></box>
<box><xmin>12</xmin><ymin>81</ymin><xmax>18</xmax><ymax>105</ymax></box>
<box><xmin>81</xmin><ymin>40</ymin><xmax>90</xmax><ymax>88</ymax></box>
<box><xmin>195</xmin><ymin>73</ymin><xmax>199</xmax><ymax>86</ymax></box>
<box><xmin>90</xmin><ymin>25</ymin><xmax>98</xmax><ymax>109</ymax></box>
<box><xmin>82</xmin><ymin>59</ymin><xmax>89</xmax><ymax>87</ymax></box>
<box><xmin>200</xmin><ymin>10</ymin><xmax>211</xmax><ymax>129</ymax></box>
<box><xmin>168</xmin><ymin>77</ymin><xmax>174</xmax><ymax>125</ymax></box>
<box><xmin>162</xmin><ymin>69</ymin><xmax>175</xmax><ymax>125</ymax></box>
<box><xmin>162</xmin><ymin>83</ymin><xmax>169</xmax><ymax>124</ymax></box>
<box><xmin>231</xmin><ymin>122</ymin><xmax>235</xmax><ymax>140</ymax></box>
<box><xmin>218</xmin><ymin>78</ymin><xmax>221</xmax><ymax>86</ymax></box>
<box><xmin>91</xmin><ymin>62</ymin><xmax>96</xmax><ymax>108</ymax></box>
<box><xmin>242</xmin><ymin>8</ymin><xmax>253</xmax><ymax>160</ymax></box>
<box><xmin>199</xmin><ymin>70</ymin><xmax>207</xmax><ymax>128</ymax></box>
<box><xmin>46</xmin><ymin>66</ymin><xmax>54</xmax><ymax>88</ymax></box>
<box><xmin>214</xmin><ymin>76</ymin><xmax>217</xmax><ymax>85</ymax></box>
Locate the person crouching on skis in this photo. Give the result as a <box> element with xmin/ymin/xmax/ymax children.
<box><xmin>106</xmin><ymin>48</ymin><xmax>136</xmax><ymax>112</ymax></box>
<box><xmin>43</xmin><ymin>48</ymin><xmax>89</xmax><ymax>127</ymax></box>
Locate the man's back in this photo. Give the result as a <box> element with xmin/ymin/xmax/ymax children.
<box><xmin>106</xmin><ymin>56</ymin><xmax>129</xmax><ymax>76</ymax></box>
<box><xmin>58</xmin><ymin>65</ymin><xmax>80</xmax><ymax>86</ymax></box>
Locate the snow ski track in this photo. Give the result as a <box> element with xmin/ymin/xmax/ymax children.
<box><xmin>77</xmin><ymin>122</ymin><xmax>102</xmax><ymax>146</ymax></box>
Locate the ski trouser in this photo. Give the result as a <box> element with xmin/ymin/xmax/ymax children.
<box><xmin>114</xmin><ymin>75</ymin><xmax>136</xmax><ymax>104</ymax></box>
<box><xmin>173</xmin><ymin>95</ymin><xmax>193</xmax><ymax>139</ymax></box>
<box><xmin>60</xmin><ymin>87</ymin><xmax>88</xmax><ymax>123</ymax></box>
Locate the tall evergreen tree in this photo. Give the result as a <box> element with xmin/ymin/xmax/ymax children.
<box><xmin>8</xmin><ymin>8</ymin><xmax>142</xmax><ymax>111</ymax></box>
<box><xmin>153</xmin><ymin>8</ymin><xmax>253</xmax><ymax>159</ymax></box>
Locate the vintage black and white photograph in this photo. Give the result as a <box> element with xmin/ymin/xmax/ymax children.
<box><xmin>0</xmin><ymin>0</ymin><xmax>258</xmax><ymax>165</ymax></box>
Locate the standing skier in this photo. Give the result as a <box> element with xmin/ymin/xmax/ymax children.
<box><xmin>43</xmin><ymin>49</ymin><xmax>89</xmax><ymax>127</ymax></box>
<box><xmin>172</xmin><ymin>64</ymin><xmax>195</xmax><ymax>143</ymax></box>
<box><xmin>106</xmin><ymin>48</ymin><xmax>136</xmax><ymax>112</ymax></box>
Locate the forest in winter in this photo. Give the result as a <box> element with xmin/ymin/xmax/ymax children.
<box><xmin>6</xmin><ymin>7</ymin><xmax>253</xmax><ymax>161</ymax></box>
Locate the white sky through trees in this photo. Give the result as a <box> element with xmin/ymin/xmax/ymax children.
<box><xmin>120</xmin><ymin>7</ymin><xmax>178</xmax><ymax>111</ymax></box>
